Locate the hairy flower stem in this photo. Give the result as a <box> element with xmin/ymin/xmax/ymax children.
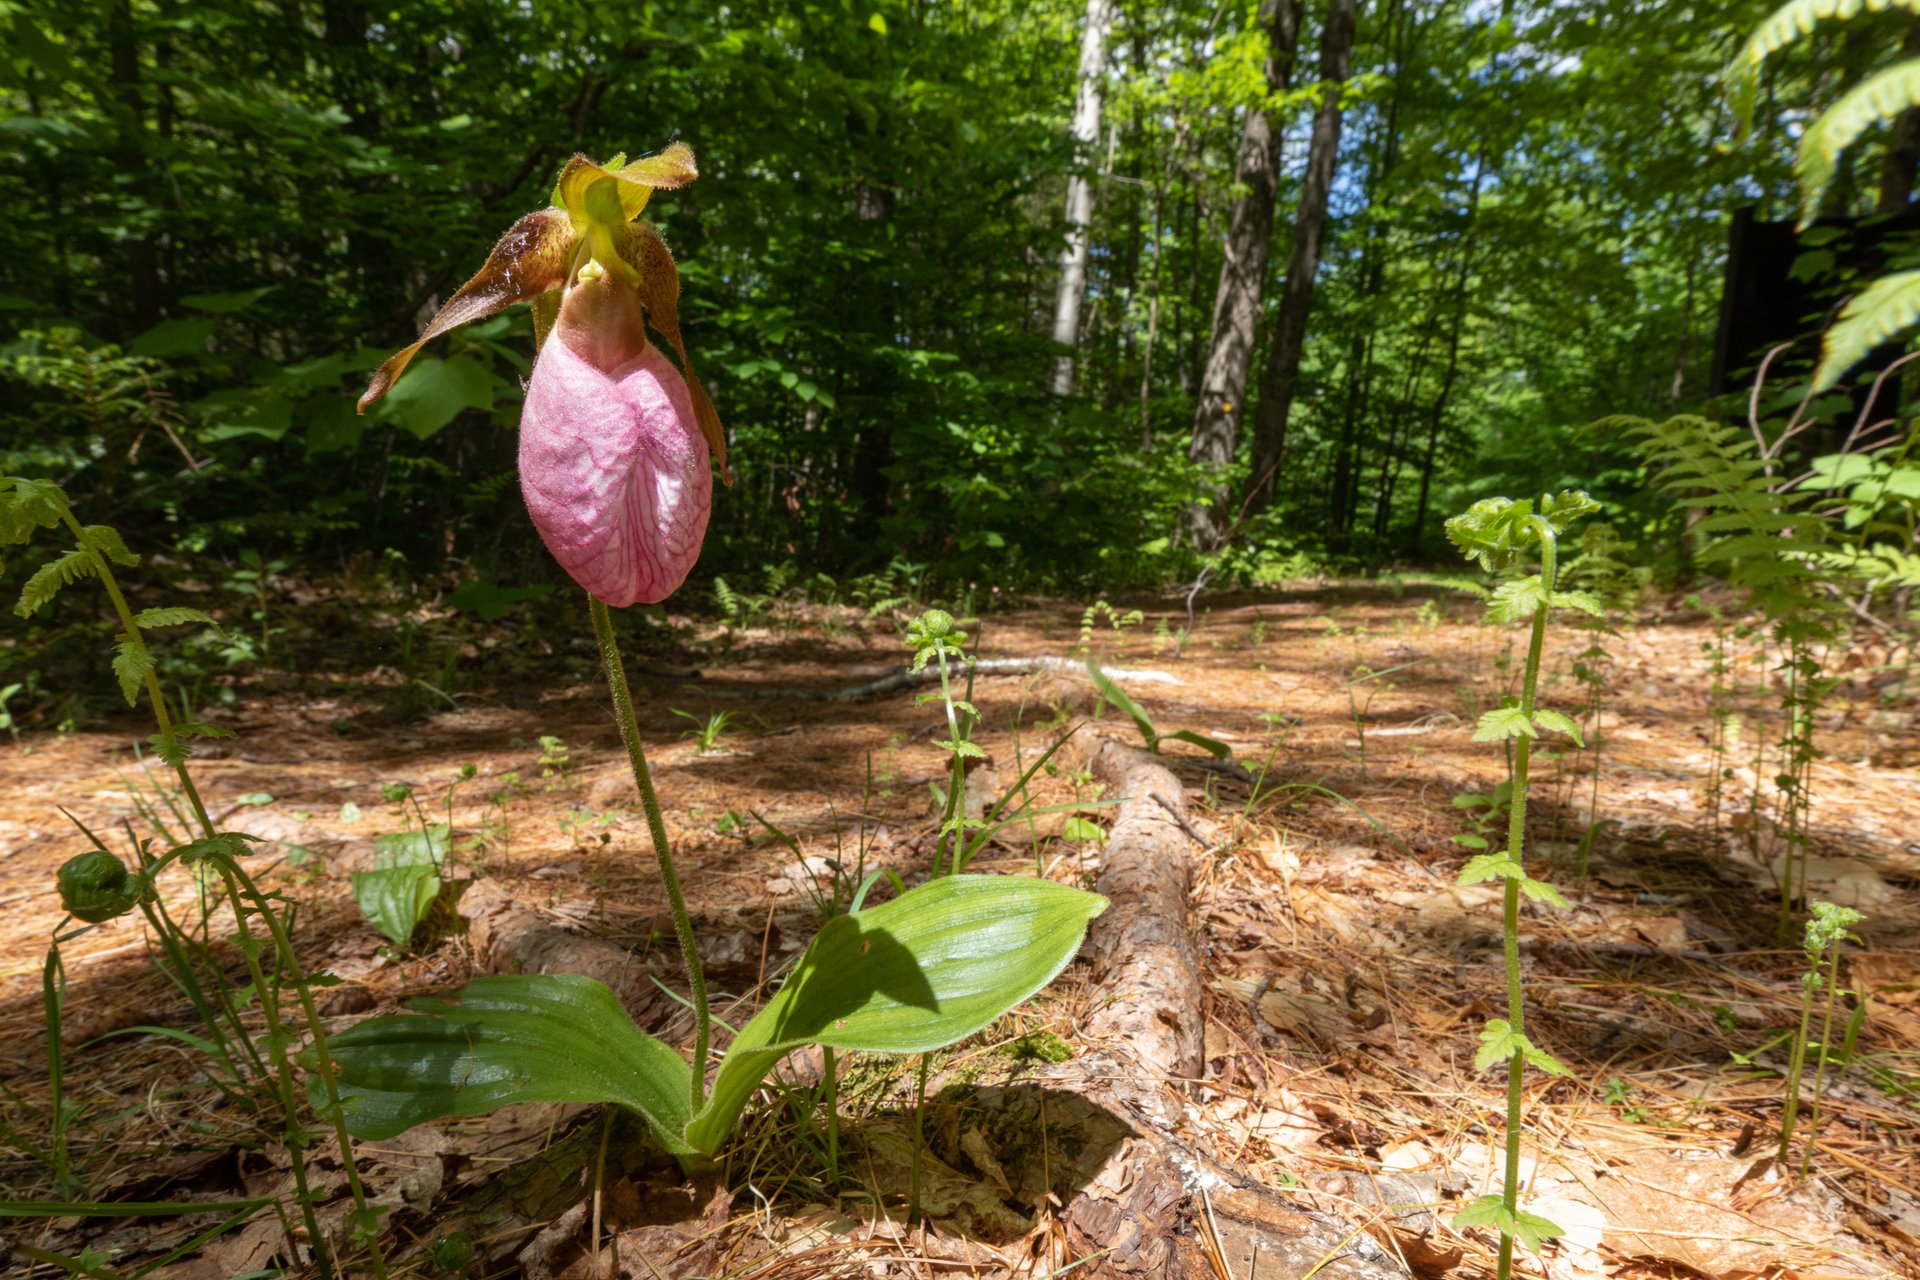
<box><xmin>1496</xmin><ymin>516</ymin><xmax>1556</xmax><ymax>1280</ymax></box>
<box><xmin>591</xmin><ymin>595</ymin><xmax>709</xmax><ymax>1107</ymax></box>
<box><xmin>932</xmin><ymin>646</ymin><xmax>965</xmax><ymax>878</ymax></box>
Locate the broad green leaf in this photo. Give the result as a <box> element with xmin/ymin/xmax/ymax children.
<box><xmin>320</xmin><ymin>975</ymin><xmax>695</xmax><ymax>1148</ymax></box>
<box><xmin>351</xmin><ymin>826</ymin><xmax>450</xmax><ymax>945</ymax></box>
<box><xmin>1814</xmin><ymin>270</ymin><xmax>1920</xmax><ymax>394</ymax></box>
<box><xmin>1548</xmin><ymin>590</ymin><xmax>1604</xmax><ymax>616</ymax></box>
<box><xmin>128</xmin><ymin>318</ymin><xmax>214</xmax><ymax>358</ymax></box>
<box><xmin>688</xmin><ymin>874</ymin><xmax>1106</xmax><ymax>1154</ymax></box>
<box><xmin>369</xmin><ymin>355</ymin><xmax>495</xmax><ymax>439</ymax></box>
<box><xmin>1473</xmin><ymin>706</ymin><xmax>1535</xmax><ymax>742</ymax></box>
<box><xmin>303</xmin><ymin>396</ymin><xmax>365</xmax><ymax>455</ymax></box>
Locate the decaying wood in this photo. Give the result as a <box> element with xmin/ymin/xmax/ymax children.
<box><xmin>698</xmin><ymin>655</ymin><xmax>1181</xmax><ymax>702</ymax></box>
<box><xmin>1043</xmin><ymin>728</ymin><xmax>1408</xmax><ymax>1280</ymax></box>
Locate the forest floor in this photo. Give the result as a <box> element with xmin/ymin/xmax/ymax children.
<box><xmin>1</xmin><ymin>579</ymin><xmax>1918</xmax><ymax>1279</ymax></box>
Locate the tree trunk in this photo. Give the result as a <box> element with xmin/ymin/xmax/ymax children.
<box><xmin>1243</xmin><ymin>0</ymin><xmax>1359</xmax><ymax>512</ymax></box>
<box><xmin>1408</xmin><ymin>159</ymin><xmax>1485</xmax><ymax>547</ymax></box>
<box><xmin>1049</xmin><ymin>0</ymin><xmax>1115</xmax><ymax>396</ymax></box>
<box><xmin>1184</xmin><ymin>0</ymin><xmax>1304</xmax><ymax>546</ymax></box>
<box><xmin>108</xmin><ymin>0</ymin><xmax>163</xmax><ymax>331</ymax></box>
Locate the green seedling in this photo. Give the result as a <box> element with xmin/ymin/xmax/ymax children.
<box><xmin>1444</xmin><ymin>490</ymin><xmax>1603</xmax><ymax>1276</ymax></box>
<box><xmin>1077</xmin><ymin>599</ymin><xmax>1143</xmax><ymax>654</ymax></box>
<box><xmin>1779</xmin><ymin>900</ymin><xmax>1863</xmax><ymax>1176</ymax></box>
<box><xmin>4</xmin><ymin>475</ymin><xmax>385</xmax><ymax>1279</ymax></box>
<box><xmin>672</xmin><ymin>704</ymin><xmax>742</xmax><ymax>752</ymax></box>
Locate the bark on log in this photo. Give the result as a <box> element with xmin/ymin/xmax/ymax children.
<box><xmin>1048</xmin><ymin>729</ymin><xmax>1408</xmax><ymax>1280</ymax></box>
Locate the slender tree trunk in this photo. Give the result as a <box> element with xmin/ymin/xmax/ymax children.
<box><xmin>1184</xmin><ymin>0</ymin><xmax>1304</xmax><ymax>546</ymax></box>
<box><xmin>1879</xmin><ymin>17</ymin><xmax>1920</xmax><ymax>212</ymax></box>
<box><xmin>108</xmin><ymin>0</ymin><xmax>163</xmax><ymax>330</ymax></box>
<box><xmin>1408</xmin><ymin>158</ymin><xmax>1485</xmax><ymax>546</ymax></box>
<box><xmin>1244</xmin><ymin>0</ymin><xmax>1360</xmax><ymax>512</ymax></box>
<box><xmin>1050</xmin><ymin>0</ymin><xmax>1115</xmax><ymax>395</ymax></box>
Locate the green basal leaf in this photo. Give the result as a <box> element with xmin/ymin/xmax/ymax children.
<box><xmin>687</xmin><ymin>874</ymin><xmax>1106</xmax><ymax>1155</ymax></box>
<box><xmin>1531</xmin><ymin>709</ymin><xmax>1585</xmax><ymax>746</ymax></box>
<box><xmin>352</xmin><ymin>826</ymin><xmax>451</xmax><ymax>945</ymax></box>
<box><xmin>319</xmin><ymin>975</ymin><xmax>696</xmax><ymax>1148</ymax></box>
<box><xmin>1473</xmin><ymin>706</ymin><xmax>1535</xmax><ymax>742</ymax></box>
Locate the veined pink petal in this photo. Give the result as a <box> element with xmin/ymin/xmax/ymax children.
<box><xmin>519</xmin><ymin>337</ymin><xmax>711</xmax><ymax>606</ymax></box>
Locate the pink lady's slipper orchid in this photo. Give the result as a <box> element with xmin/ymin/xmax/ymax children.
<box><xmin>359</xmin><ymin>144</ymin><xmax>729</xmax><ymax>605</ymax></box>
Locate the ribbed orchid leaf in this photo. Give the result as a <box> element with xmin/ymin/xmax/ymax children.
<box><xmin>685</xmin><ymin>875</ymin><xmax>1106</xmax><ymax>1154</ymax></box>
<box><xmin>320</xmin><ymin>975</ymin><xmax>695</xmax><ymax>1150</ymax></box>
<box><xmin>358</xmin><ymin>208</ymin><xmax>577</xmax><ymax>411</ymax></box>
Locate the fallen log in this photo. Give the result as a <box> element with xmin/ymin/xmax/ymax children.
<box><xmin>1034</xmin><ymin>728</ymin><xmax>1407</xmax><ymax>1280</ymax></box>
<box><xmin>695</xmin><ymin>654</ymin><xmax>1181</xmax><ymax>702</ymax></box>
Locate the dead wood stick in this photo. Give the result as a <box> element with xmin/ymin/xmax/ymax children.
<box><xmin>692</xmin><ymin>655</ymin><xmax>1181</xmax><ymax>702</ymax></box>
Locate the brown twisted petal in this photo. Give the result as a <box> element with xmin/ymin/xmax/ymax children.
<box><xmin>620</xmin><ymin>220</ymin><xmax>730</xmax><ymax>486</ymax></box>
<box><xmin>358</xmin><ymin>207</ymin><xmax>578</xmax><ymax>413</ymax></box>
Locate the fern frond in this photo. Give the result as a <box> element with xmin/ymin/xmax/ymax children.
<box><xmin>133</xmin><ymin>606</ymin><xmax>218</xmax><ymax>631</ymax></box>
<box><xmin>1727</xmin><ymin>0</ymin><xmax>1920</xmax><ymax>130</ymax></box>
<box><xmin>0</xmin><ymin>476</ymin><xmax>70</xmax><ymax>544</ymax></box>
<box><xmin>15</xmin><ymin>547</ymin><xmax>96</xmax><ymax>616</ymax></box>
<box><xmin>112</xmin><ymin>634</ymin><xmax>154</xmax><ymax>706</ymax></box>
<box><xmin>1815</xmin><ymin>269</ymin><xmax>1920</xmax><ymax>391</ymax></box>
<box><xmin>79</xmin><ymin>524</ymin><xmax>139</xmax><ymax>568</ymax></box>
<box><xmin>1799</xmin><ymin>58</ymin><xmax>1920</xmax><ymax>218</ymax></box>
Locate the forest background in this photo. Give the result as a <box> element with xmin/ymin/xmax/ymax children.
<box><xmin>0</xmin><ymin>0</ymin><xmax>1908</xmax><ymax>651</ymax></box>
